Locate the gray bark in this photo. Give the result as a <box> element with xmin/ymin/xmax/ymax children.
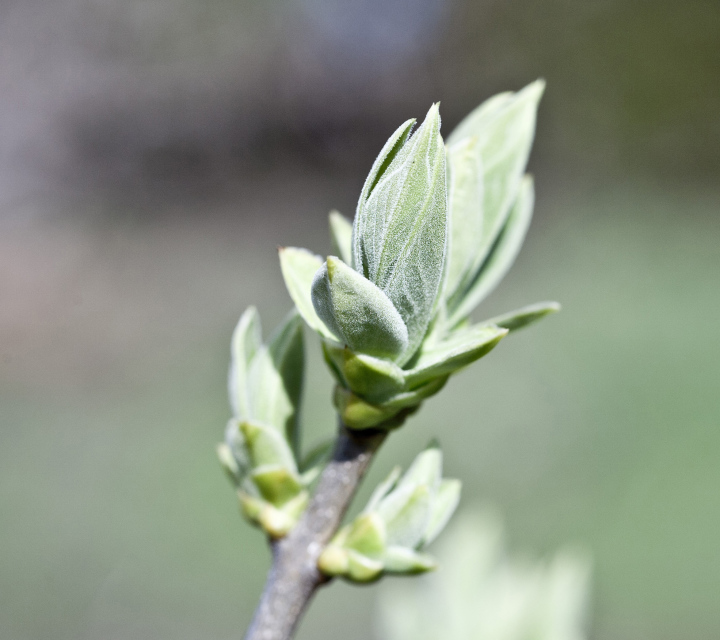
<box><xmin>244</xmin><ymin>422</ymin><xmax>387</xmax><ymax>640</ymax></box>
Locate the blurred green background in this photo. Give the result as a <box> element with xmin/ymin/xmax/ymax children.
<box><xmin>1</xmin><ymin>1</ymin><xmax>719</xmax><ymax>639</ymax></box>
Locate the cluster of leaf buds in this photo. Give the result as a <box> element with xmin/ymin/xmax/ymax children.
<box><xmin>318</xmin><ymin>443</ymin><xmax>460</xmax><ymax>582</ymax></box>
<box><xmin>280</xmin><ymin>80</ymin><xmax>557</xmax><ymax>431</ymax></box>
<box><xmin>217</xmin><ymin>308</ymin><xmax>330</xmax><ymax>537</ymax></box>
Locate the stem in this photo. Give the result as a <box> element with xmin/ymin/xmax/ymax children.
<box><xmin>244</xmin><ymin>421</ymin><xmax>388</xmax><ymax>640</ymax></box>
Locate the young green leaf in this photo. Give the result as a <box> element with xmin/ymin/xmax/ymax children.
<box><xmin>345</xmin><ymin>513</ymin><xmax>387</xmax><ymax>560</ymax></box>
<box><xmin>447</xmin><ymin>81</ymin><xmax>544</xmax><ymax>315</ymax></box>
<box><xmin>383</xmin><ymin>546</ymin><xmax>437</xmax><ymax>573</ymax></box>
<box><xmin>360</xmin><ymin>104</ymin><xmax>448</xmax><ymax>364</ymax></box>
<box><xmin>228</xmin><ymin>307</ymin><xmax>262</xmax><ymax>419</ymax></box>
<box><xmin>329</xmin><ymin>210</ymin><xmax>354</xmax><ymax>265</ymax></box>
<box><xmin>279</xmin><ymin>247</ymin><xmax>339</xmax><ymax>340</ymax></box>
<box><xmin>423</xmin><ymin>478</ymin><xmax>461</xmax><ymax>545</ymax></box>
<box><xmin>353</xmin><ymin>118</ymin><xmax>416</xmax><ymax>274</ymax></box>
<box><xmin>485</xmin><ymin>301</ymin><xmax>561</xmax><ymax>332</ymax></box>
<box><xmin>445</xmin><ymin>136</ymin><xmax>485</xmax><ymax>299</ymax></box>
<box><xmin>382</xmin><ymin>485</ymin><xmax>432</xmax><ymax>549</ymax></box>
<box><xmin>404</xmin><ymin>324</ymin><xmax>508</xmax><ymax>388</ymax></box>
<box><xmin>397</xmin><ymin>445</ymin><xmax>442</xmax><ymax>492</ymax></box>
<box><xmin>245</xmin><ymin>312</ymin><xmax>304</xmax><ymax>450</ymax></box>
<box><xmin>312</xmin><ymin>257</ymin><xmax>409</xmax><ymax>359</ymax></box>
<box><xmin>449</xmin><ymin>175</ymin><xmax>535</xmax><ymax>324</ymax></box>
<box><xmin>365</xmin><ymin>466</ymin><xmax>402</xmax><ymax>513</ymax></box>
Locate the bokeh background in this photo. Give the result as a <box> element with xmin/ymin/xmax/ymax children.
<box><xmin>2</xmin><ymin>1</ymin><xmax>719</xmax><ymax>639</ymax></box>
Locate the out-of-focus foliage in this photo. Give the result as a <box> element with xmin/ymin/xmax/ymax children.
<box><xmin>378</xmin><ymin>509</ymin><xmax>591</xmax><ymax>640</ymax></box>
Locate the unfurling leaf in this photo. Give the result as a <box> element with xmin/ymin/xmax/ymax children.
<box><xmin>353</xmin><ymin>104</ymin><xmax>448</xmax><ymax>364</ymax></box>
<box><xmin>446</xmin><ymin>80</ymin><xmax>544</xmax><ymax>318</ymax></box>
<box><xmin>449</xmin><ymin>174</ymin><xmax>535</xmax><ymax>325</ymax></box>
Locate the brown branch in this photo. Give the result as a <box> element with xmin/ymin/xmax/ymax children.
<box><xmin>244</xmin><ymin>421</ymin><xmax>388</xmax><ymax>640</ymax></box>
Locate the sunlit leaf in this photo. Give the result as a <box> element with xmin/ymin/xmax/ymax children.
<box><xmin>355</xmin><ymin>105</ymin><xmax>448</xmax><ymax>364</ymax></box>
<box><xmin>447</xmin><ymin>81</ymin><xmax>543</xmax><ymax>316</ymax></box>
<box><xmin>449</xmin><ymin>175</ymin><xmax>535</xmax><ymax>324</ymax></box>
<box><xmin>404</xmin><ymin>324</ymin><xmax>508</xmax><ymax>388</ymax></box>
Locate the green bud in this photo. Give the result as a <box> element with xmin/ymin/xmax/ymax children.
<box><xmin>324</xmin><ymin>343</ymin><xmax>406</xmax><ymax>404</ymax></box>
<box><xmin>251</xmin><ymin>464</ymin><xmax>304</xmax><ymax>506</ymax></box>
<box><xmin>318</xmin><ymin>443</ymin><xmax>461</xmax><ymax>582</ymax></box>
<box><xmin>317</xmin><ymin>544</ymin><xmax>350</xmax><ymax>576</ymax></box>
<box><xmin>312</xmin><ymin>257</ymin><xmax>409</xmax><ymax>360</ymax></box>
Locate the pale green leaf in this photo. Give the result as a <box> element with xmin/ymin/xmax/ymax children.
<box><xmin>345</xmin><ymin>513</ymin><xmax>387</xmax><ymax>560</ymax></box>
<box><xmin>246</xmin><ymin>312</ymin><xmax>304</xmax><ymax>450</ymax></box>
<box><xmin>485</xmin><ymin>301</ymin><xmax>561</xmax><ymax>332</ymax></box>
<box><xmin>382</xmin><ymin>485</ymin><xmax>432</xmax><ymax>549</ymax></box>
<box><xmin>446</xmin><ymin>91</ymin><xmax>515</xmax><ymax>148</ymax></box>
<box><xmin>224</xmin><ymin>418</ymin><xmax>251</xmax><ymax>480</ymax></box>
<box><xmin>353</xmin><ymin>118</ymin><xmax>416</xmax><ymax>274</ymax></box>
<box><xmin>445</xmin><ymin>136</ymin><xmax>484</xmax><ymax>299</ymax></box>
<box><xmin>449</xmin><ymin>175</ymin><xmax>535</xmax><ymax>324</ymax></box>
<box><xmin>383</xmin><ymin>546</ymin><xmax>437</xmax><ymax>573</ymax></box>
<box><xmin>357</xmin><ymin>104</ymin><xmax>448</xmax><ymax>364</ymax></box>
<box><xmin>279</xmin><ymin>247</ymin><xmax>338</xmax><ymax>340</ymax></box>
<box><xmin>404</xmin><ymin>324</ymin><xmax>508</xmax><ymax>388</ymax></box>
<box><xmin>423</xmin><ymin>478</ymin><xmax>461</xmax><ymax>545</ymax></box>
<box><xmin>380</xmin><ymin>376</ymin><xmax>448</xmax><ymax>411</ymax></box>
<box><xmin>447</xmin><ymin>81</ymin><xmax>544</xmax><ymax>315</ymax></box>
<box><xmin>398</xmin><ymin>445</ymin><xmax>442</xmax><ymax>492</ymax></box>
<box><xmin>311</xmin><ymin>256</ymin><xmax>408</xmax><ymax>359</ymax></box>
<box><xmin>365</xmin><ymin>466</ymin><xmax>402</xmax><ymax>514</ymax></box>
<box><xmin>329</xmin><ymin>210</ymin><xmax>353</xmax><ymax>265</ymax></box>
<box><xmin>267</xmin><ymin>311</ymin><xmax>304</xmax><ymax>455</ymax></box>
<box><xmin>228</xmin><ymin>306</ymin><xmax>261</xmax><ymax>419</ymax></box>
